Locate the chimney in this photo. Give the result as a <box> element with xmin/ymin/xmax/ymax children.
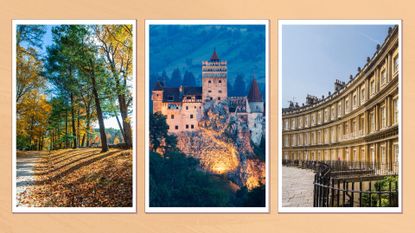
<box><xmin>306</xmin><ymin>94</ymin><xmax>318</xmax><ymax>105</ymax></box>
<box><xmin>334</xmin><ymin>79</ymin><xmax>345</xmax><ymax>92</ymax></box>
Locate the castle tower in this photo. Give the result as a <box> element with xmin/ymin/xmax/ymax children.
<box><xmin>152</xmin><ymin>81</ymin><xmax>164</xmax><ymax>113</ymax></box>
<box><xmin>202</xmin><ymin>49</ymin><xmax>227</xmax><ymax>102</ymax></box>
<box><xmin>248</xmin><ymin>77</ymin><xmax>264</xmax><ymax>113</ymax></box>
<box><xmin>247</xmin><ymin>78</ymin><xmax>264</xmax><ymax>113</ymax></box>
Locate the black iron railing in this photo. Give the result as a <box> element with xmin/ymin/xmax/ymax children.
<box><xmin>283</xmin><ymin>159</ymin><xmax>399</xmax><ymax>207</ymax></box>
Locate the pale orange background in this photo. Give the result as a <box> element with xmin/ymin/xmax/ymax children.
<box><xmin>1</xmin><ymin>0</ymin><xmax>414</xmax><ymax>232</ymax></box>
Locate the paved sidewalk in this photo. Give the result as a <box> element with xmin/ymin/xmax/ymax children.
<box><xmin>16</xmin><ymin>153</ymin><xmax>40</xmax><ymax>207</ymax></box>
<box><xmin>282</xmin><ymin>166</ymin><xmax>315</xmax><ymax>207</ymax></box>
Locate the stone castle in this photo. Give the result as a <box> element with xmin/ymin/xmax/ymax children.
<box><xmin>152</xmin><ymin>50</ymin><xmax>265</xmax><ymax>145</ymax></box>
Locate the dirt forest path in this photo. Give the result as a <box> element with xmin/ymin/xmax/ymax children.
<box><xmin>15</xmin><ymin>148</ymin><xmax>133</xmax><ymax>207</ymax></box>
<box><xmin>15</xmin><ymin>151</ymin><xmax>46</xmax><ymax>206</ymax></box>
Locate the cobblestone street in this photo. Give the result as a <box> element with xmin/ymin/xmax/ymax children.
<box><xmin>282</xmin><ymin>166</ymin><xmax>315</xmax><ymax>207</ymax></box>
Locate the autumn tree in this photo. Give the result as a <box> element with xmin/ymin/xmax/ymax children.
<box><xmin>96</xmin><ymin>25</ymin><xmax>133</xmax><ymax>148</ymax></box>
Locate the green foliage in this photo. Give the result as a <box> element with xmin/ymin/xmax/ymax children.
<box><xmin>235</xmin><ymin>185</ymin><xmax>266</xmax><ymax>207</ymax></box>
<box><xmin>252</xmin><ymin>135</ymin><xmax>266</xmax><ymax>162</ymax></box>
<box><xmin>361</xmin><ymin>176</ymin><xmax>398</xmax><ymax>207</ymax></box>
<box><xmin>149</xmin><ymin>112</ymin><xmax>170</xmax><ymax>152</ymax></box>
<box><xmin>149</xmin><ymin>151</ymin><xmax>233</xmax><ymax>207</ymax></box>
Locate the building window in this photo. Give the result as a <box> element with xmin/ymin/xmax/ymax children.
<box><xmin>353</xmin><ymin>93</ymin><xmax>357</xmax><ymax>108</ymax></box>
<box><xmin>191</xmin><ymin>124</ymin><xmax>194</xmax><ymax>129</ymax></box>
<box><xmin>345</xmin><ymin>98</ymin><xmax>349</xmax><ymax>113</ymax></box>
<box><xmin>208</xmin><ymin>90</ymin><xmax>212</xmax><ymax>93</ymax></box>
<box><xmin>186</xmin><ymin>124</ymin><xmax>189</xmax><ymax>129</ymax></box>
<box><xmin>370</xmin><ymin>80</ymin><xmax>375</xmax><ymax>95</ymax></box>
<box><xmin>175</xmin><ymin>125</ymin><xmax>179</xmax><ymax>130</ymax></box>
<box><xmin>360</xmin><ymin>115</ymin><xmax>365</xmax><ymax>131</ymax></box>
<box><xmin>331</xmin><ymin>106</ymin><xmax>335</xmax><ymax>120</ymax></box>
<box><xmin>219</xmin><ymin>80</ymin><xmax>222</xmax><ymax>83</ymax></box>
<box><xmin>324</xmin><ymin>108</ymin><xmax>329</xmax><ymax>122</ymax></box>
<box><xmin>305</xmin><ymin>115</ymin><xmax>309</xmax><ymax>127</ymax></box>
<box><xmin>318</xmin><ymin>111</ymin><xmax>322</xmax><ymax>124</ymax></box>
<box><xmin>393</xmin><ymin>97</ymin><xmax>399</xmax><ymax>124</ymax></box>
<box><xmin>171</xmin><ymin>114</ymin><xmax>174</xmax><ymax>119</ymax></box>
<box><xmin>370</xmin><ymin>111</ymin><xmax>375</xmax><ymax>132</ymax></box>
<box><xmin>285</xmin><ymin>120</ymin><xmax>289</xmax><ymax>130</ymax></box>
<box><xmin>361</xmin><ymin>87</ymin><xmax>365</xmax><ymax>103</ymax></box>
<box><xmin>209</xmin><ymin>97</ymin><xmax>213</xmax><ymax>100</ymax></box>
<box><xmin>208</xmin><ymin>80</ymin><xmax>212</xmax><ymax>83</ymax></box>
<box><xmin>291</xmin><ymin>118</ymin><xmax>296</xmax><ymax>129</ymax></box>
<box><xmin>218</xmin><ymin>90</ymin><xmax>222</xmax><ymax>93</ymax></box>
<box><xmin>381</xmin><ymin>105</ymin><xmax>386</xmax><ymax>128</ymax></box>
<box><xmin>394</xmin><ymin>55</ymin><xmax>399</xmax><ymax>73</ymax></box>
<box><xmin>381</xmin><ymin>69</ymin><xmax>387</xmax><ymax>86</ymax></box>
<box><xmin>190</xmin><ymin>114</ymin><xmax>194</xmax><ymax>119</ymax></box>
<box><xmin>338</xmin><ymin>102</ymin><xmax>342</xmax><ymax>117</ymax></box>
<box><xmin>186</xmin><ymin>106</ymin><xmax>189</xmax><ymax>110</ymax></box>
<box><xmin>168</xmin><ymin>96</ymin><xmax>174</xmax><ymax>101</ymax></box>
<box><xmin>218</xmin><ymin>97</ymin><xmax>221</xmax><ymax>100</ymax></box>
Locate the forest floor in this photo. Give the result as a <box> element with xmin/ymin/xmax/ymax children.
<box><xmin>16</xmin><ymin>148</ymin><xmax>133</xmax><ymax>207</ymax></box>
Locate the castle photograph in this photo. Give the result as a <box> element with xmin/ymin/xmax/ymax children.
<box><xmin>279</xmin><ymin>21</ymin><xmax>401</xmax><ymax>212</ymax></box>
<box><xmin>146</xmin><ymin>21</ymin><xmax>268</xmax><ymax>212</ymax></box>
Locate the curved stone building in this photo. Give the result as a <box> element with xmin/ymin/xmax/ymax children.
<box><xmin>282</xmin><ymin>26</ymin><xmax>399</xmax><ymax>173</ymax></box>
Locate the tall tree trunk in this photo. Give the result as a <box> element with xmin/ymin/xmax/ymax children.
<box><xmin>118</xmin><ymin>94</ymin><xmax>132</xmax><ymax>147</ymax></box>
<box><xmin>90</xmin><ymin>70</ymin><xmax>108</xmax><ymax>152</ymax></box>
<box><xmin>81</xmin><ymin>133</ymin><xmax>86</xmax><ymax>147</ymax></box>
<box><xmin>86</xmin><ymin>101</ymin><xmax>91</xmax><ymax>147</ymax></box>
<box><xmin>77</xmin><ymin>109</ymin><xmax>80</xmax><ymax>147</ymax></box>
<box><xmin>114</xmin><ymin>113</ymin><xmax>125</xmax><ymax>142</ymax></box>
<box><xmin>65</xmin><ymin>109</ymin><xmax>69</xmax><ymax>149</ymax></box>
<box><xmin>71</xmin><ymin>92</ymin><xmax>77</xmax><ymax>149</ymax></box>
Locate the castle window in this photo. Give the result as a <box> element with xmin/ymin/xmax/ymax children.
<box><xmin>186</xmin><ymin>125</ymin><xmax>189</xmax><ymax>129</ymax></box>
<box><xmin>186</xmin><ymin>106</ymin><xmax>188</xmax><ymax>110</ymax></box>
<box><xmin>210</xmin><ymin>97</ymin><xmax>213</xmax><ymax>100</ymax></box>
<box><xmin>191</xmin><ymin>125</ymin><xmax>194</xmax><ymax>129</ymax></box>
<box><xmin>218</xmin><ymin>97</ymin><xmax>221</xmax><ymax>100</ymax></box>
<box><xmin>219</xmin><ymin>80</ymin><xmax>222</xmax><ymax>83</ymax></box>
<box><xmin>156</xmin><ymin>94</ymin><xmax>159</xmax><ymax>97</ymax></box>
<box><xmin>171</xmin><ymin>114</ymin><xmax>175</xmax><ymax>119</ymax></box>
<box><xmin>175</xmin><ymin>125</ymin><xmax>179</xmax><ymax>130</ymax></box>
<box><xmin>218</xmin><ymin>90</ymin><xmax>222</xmax><ymax>93</ymax></box>
<box><xmin>190</xmin><ymin>114</ymin><xmax>194</xmax><ymax>119</ymax></box>
<box><xmin>208</xmin><ymin>90</ymin><xmax>212</xmax><ymax>93</ymax></box>
<box><xmin>370</xmin><ymin>80</ymin><xmax>375</xmax><ymax>95</ymax></box>
<box><xmin>208</xmin><ymin>80</ymin><xmax>212</xmax><ymax>83</ymax></box>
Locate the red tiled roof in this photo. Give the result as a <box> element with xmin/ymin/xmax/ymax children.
<box><xmin>247</xmin><ymin>78</ymin><xmax>262</xmax><ymax>102</ymax></box>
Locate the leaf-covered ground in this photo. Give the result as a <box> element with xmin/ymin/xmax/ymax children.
<box><xmin>17</xmin><ymin>148</ymin><xmax>132</xmax><ymax>207</ymax></box>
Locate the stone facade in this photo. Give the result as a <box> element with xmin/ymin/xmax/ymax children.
<box><xmin>282</xmin><ymin>26</ymin><xmax>399</xmax><ymax>173</ymax></box>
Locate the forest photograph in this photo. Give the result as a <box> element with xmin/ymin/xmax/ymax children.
<box><xmin>146</xmin><ymin>21</ymin><xmax>268</xmax><ymax>212</ymax></box>
<box><xmin>13</xmin><ymin>21</ymin><xmax>135</xmax><ymax>211</ymax></box>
